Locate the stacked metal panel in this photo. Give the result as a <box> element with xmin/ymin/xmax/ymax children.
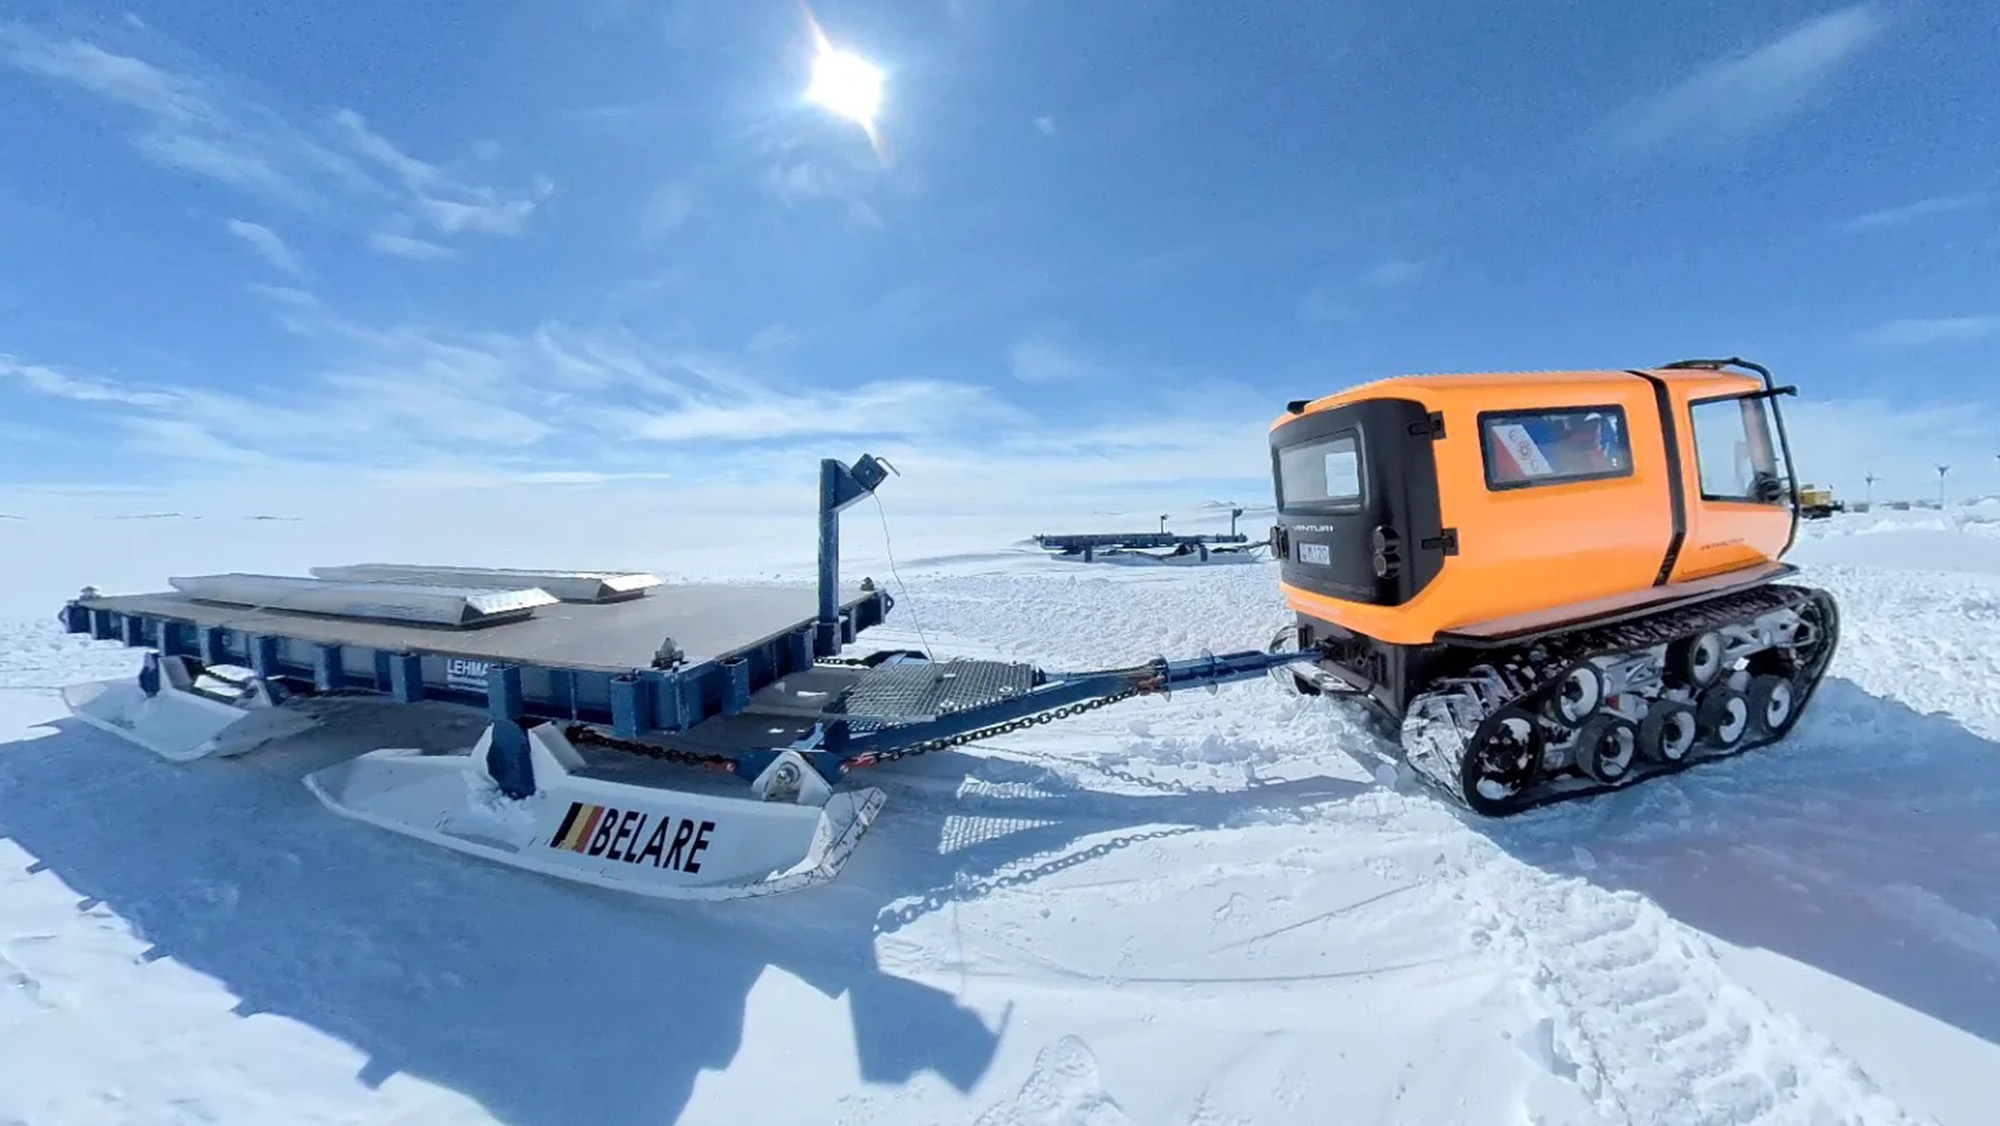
<box><xmin>309</xmin><ymin>564</ymin><xmax>661</xmax><ymax>603</ymax></box>
<box><xmin>168</xmin><ymin>573</ymin><xmax>557</xmax><ymax>628</ymax></box>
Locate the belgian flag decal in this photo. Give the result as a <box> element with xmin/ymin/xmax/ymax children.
<box><xmin>550</xmin><ymin>801</ymin><xmax>607</xmax><ymax>853</ymax></box>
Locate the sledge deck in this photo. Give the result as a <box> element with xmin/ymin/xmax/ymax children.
<box><xmin>65</xmin><ymin>575</ymin><xmax>890</xmax><ymax>744</ymax></box>
<box><xmin>72</xmin><ymin>581</ymin><xmax>880</xmax><ymax>673</ymax></box>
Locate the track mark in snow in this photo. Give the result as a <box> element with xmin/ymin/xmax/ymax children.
<box><xmin>1872</xmin><ymin>884</ymin><xmax>2000</xmax><ymax>967</ymax></box>
<box><xmin>1458</xmin><ymin>841</ymin><xmax>1921</xmax><ymax>1126</ymax></box>
<box><xmin>1208</xmin><ymin>882</ymin><xmax>1420</xmax><ymax>954</ymax></box>
<box><xmin>0</xmin><ymin>948</ymin><xmax>52</xmax><ymax>1009</ymax></box>
<box><xmin>975</xmin><ymin>1035</ymin><xmax>1131</xmax><ymax>1125</ymax></box>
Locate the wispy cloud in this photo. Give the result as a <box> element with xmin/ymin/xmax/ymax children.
<box><xmin>753</xmin><ymin>119</ymin><xmax>903</xmax><ymax>226</ymax></box>
<box><xmin>1606</xmin><ymin>4</ymin><xmax>1886</xmax><ymax>154</ymax></box>
<box><xmin>1010</xmin><ymin>336</ymin><xmax>1101</xmax><ymax>383</ymax></box>
<box><xmin>639</xmin><ymin>183</ymin><xmax>694</xmax><ymax>237</ymax></box>
<box><xmin>223</xmin><ymin>218</ymin><xmax>303</xmax><ymax>276</ymax></box>
<box><xmin>328</xmin><ymin>108</ymin><xmax>547</xmax><ymax>236</ymax></box>
<box><xmin>1035</xmin><ymin>115</ymin><xmax>1058</xmax><ymax>137</ymax></box>
<box><xmin>1785</xmin><ymin>396</ymin><xmax>2000</xmax><ymax>497</ymax></box>
<box><xmin>1298</xmin><ymin>286</ymin><xmax>1353</xmax><ymax>325</ymax></box>
<box><xmin>0</xmin><ymin>21</ymin><xmax>547</xmax><ymax>246</ymax></box>
<box><xmin>1839</xmin><ymin>193</ymin><xmax>1988</xmax><ymax>232</ymax></box>
<box><xmin>1297</xmin><ymin>256</ymin><xmax>1425</xmax><ymax>323</ymax></box>
<box><xmin>843</xmin><ymin>199</ymin><xmax>884</xmax><ymax>231</ymax></box>
<box><xmin>1855</xmin><ymin>316</ymin><xmax>2000</xmax><ymax>346</ymax></box>
<box><xmin>1</xmin><ymin>303</ymin><xmax>1284</xmax><ymax>523</ymax></box>
<box><xmin>747</xmin><ymin>325</ymin><xmax>797</xmax><ymax>352</ymax></box>
<box><xmin>628</xmin><ymin>379</ymin><xmax>1014</xmax><ymax>443</ymax></box>
<box><xmin>1362</xmin><ymin>257</ymin><xmax>1425</xmax><ymax>289</ymax></box>
<box><xmin>119</xmin><ymin>416</ymin><xmax>274</xmax><ymax>466</ymax></box>
<box><xmin>0</xmin><ymin>354</ymin><xmax>180</xmax><ymax>407</ymax></box>
<box><xmin>249</xmin><ymin>283</ymin><xmax>320</xmax><ymax>310</ymax></box>
<box><xmin>5</xmin><ymin>325</ymin><xmax>559</xmax><ymax>472</ymax></box>
<box><xmin>764</xmin><ymin>160</ymin><xmax>837</xmax><ymax>205</ymax></box>
<box><xmin>0</xmin><ymin>25</ymin><xmax>329</xmax><ymax>208</ymax></box>
<box><xmin>4</xmin><ymin>307</ymin><xmax>1029</xmax><ymax>479</ymax></box>
<box><xmin>366</xmin><ymin>232</ymin><xmax>456</xmax><ymax>261</ymax></box>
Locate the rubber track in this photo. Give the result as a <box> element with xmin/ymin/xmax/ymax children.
<box><xmin>1418</xmin><ymin>582</ymin><xmax>1839</xmax><ymax>815</ymax></box>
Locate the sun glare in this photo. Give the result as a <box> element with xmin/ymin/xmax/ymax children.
<box><xmin>806</xmin><ymin>41</ymin><xmax>883</xmax><ymax>127</ymax></box>
<box><xmin>801</xmin><ymin>7</ymin><xmax>887</xmax><ymax>157</ymax></box>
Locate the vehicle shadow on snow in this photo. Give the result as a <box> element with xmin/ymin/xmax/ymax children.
<box><xmin>1475</xmin><ymin>674</ymin><xmax>2000</xmax><ymax>1054</ymax></box>
<box><xmin>0</xmin><ymin>704</ymin><xmax>1366</xmax><ymax>1125</ymax></box>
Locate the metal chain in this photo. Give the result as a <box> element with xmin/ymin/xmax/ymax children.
<box><xmin>560</xmin><ymin>666</ymin><xmax>1163</xmax><ymax>775</ymax></box>
<box><xmin>560</xmin><ymin>724</ymin><xmax>738</xmax><ymax>771</ymax></box>
<box><xmin>839</xmin><ymin>682</ymin><xmax>1152</xmax><ymax>772</ymax></box>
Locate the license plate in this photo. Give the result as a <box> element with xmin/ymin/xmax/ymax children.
<box><xmin>1298</xmin><ymin>542</ymin><xmax>1331</xmax><ymax>565</ymax></box>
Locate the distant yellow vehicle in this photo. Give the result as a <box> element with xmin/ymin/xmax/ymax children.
<box><xmin>1798</xmin><ymin>484</ymin><xmax>1843</xmax><ymax>520</ymax></box>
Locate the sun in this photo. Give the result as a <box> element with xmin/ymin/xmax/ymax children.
<box><xmin>801</xmin><ymin>7</ymin><xmax>887</xmax><ymax>157</ymax></box>
<box><xmin>806</xmin><ymin>38</ymin><xmax>883</xmax><ymax>128</ymax></box>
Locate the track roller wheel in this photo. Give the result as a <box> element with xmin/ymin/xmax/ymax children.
<box><xmin>1667</xmin><ymin>631</ymin><xmax>1726</xmax><ymax>690</ymax></box>
<box><xmin>1459</xmin><ymin>705</ymin><xmax>1544</xmax><ymax>816</ymax></box>
<box><xmin>1792</xmin><ymin>589</ymin><xmax>1840</xmax><ymax>680</ymax></box>
<box><xmin>1745</xmin><ymin>673</ymin><xmax>1799</xmax><ymax>737</ymax></box>
<box><xmin>1572</xmin><ymin>714</ymin><xmax>1638</xmax><ymax>785</ymax></box>
<box><xmin>1695</xmin><ymin>685</ymin><xmax>1749</xmax><ymax>750</ymax></box>
<box><xmin>1637</xmin><ymin>698</ymin><xmax>1697</xmax><ymax>764</ymax></box>
<box><xmin>1547</xmin><ymin>661</ymin><xmax>1604</xmax><ymax>725</ymax></box>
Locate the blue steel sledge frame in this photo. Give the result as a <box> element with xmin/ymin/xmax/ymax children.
<box><xmin>58</xmin><ymin>454</ymin><xmax>1305</xmax><ymax>799</ymax></box>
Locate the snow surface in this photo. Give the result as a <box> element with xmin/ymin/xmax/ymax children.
<box><xmin>2</xmin><ymin>503</ymin><xmax>1998</xmax><ymax>1124</ymax></box>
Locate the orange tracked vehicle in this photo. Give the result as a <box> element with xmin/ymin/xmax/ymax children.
<box><xmin>1266</xmin><ymin>358</ymin><xmax>1839</xmax><ymax>813</ymax></box>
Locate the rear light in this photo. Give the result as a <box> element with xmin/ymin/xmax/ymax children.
<box><xmin>1371</xmin><ymin>524</ymin><xmax>1401</xmax><ymax>579</ymax></box>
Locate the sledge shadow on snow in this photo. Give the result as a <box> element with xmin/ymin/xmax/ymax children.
<box><xmin>0</xmin><ymin>702</ymin><xmax>1367</xmax><ymax>1126</ymax></box>
<box><xmin>1477</xmin><ymin>674</ymin><xmax>2000</xmax><ymax>1055</ymax></box>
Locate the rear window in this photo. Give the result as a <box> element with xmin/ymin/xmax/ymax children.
<box><xmin>1480</xmin><ymin>406</ymin><xmax>1633</xmax><ymax>490</ymax></box>
<box><xmin>1276</xmin><ymin>432</ymin><xmax>1362</xmax><ymax>509</ymax></box>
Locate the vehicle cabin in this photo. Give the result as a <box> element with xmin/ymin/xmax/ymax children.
<box><xmin>1268</xmin><ymin>364</ymin><xmax>1796</xmax><ymax>647</ymax></box>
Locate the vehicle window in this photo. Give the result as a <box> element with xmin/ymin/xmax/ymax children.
<box><xmin>1690</xmin><ymin>394</ymin><xmax>1783</xmax><ymax>503</ymax></box>
<box><xmin>1480</xmin><ymin>406</ymin><xmax>1632</xmax><ymax>489</ymax></box>
<box><xmin>1276</xmin><ymin>433</ymin><xmax>1361</xmax><ymax>509</ymax></box>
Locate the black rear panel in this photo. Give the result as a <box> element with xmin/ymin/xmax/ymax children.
<box><xmin>1270</xmin><ymin>397</ymin><xmax>1447</xmax><ymax>607</ymax></box>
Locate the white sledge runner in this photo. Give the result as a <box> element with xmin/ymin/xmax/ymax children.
<box><xmin>62</xmin><ymin>654</ymin><xmax>321</xmax><ymax>761</ymax></box>
<box><xmin>304</xmin><ymin>724</ymin><xmax>885</xmax><ymax>900</ymax></box>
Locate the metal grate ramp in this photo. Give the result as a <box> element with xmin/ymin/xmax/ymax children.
<box><xmin>836</xmin><ymin>659</ymin><xmax>1040</xmax><ymax>724</ymax></box>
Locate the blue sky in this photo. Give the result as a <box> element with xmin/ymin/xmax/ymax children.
<box><xmin>1</xmin><ymin>0</ymin><xmax>1997</xmax><ymax>511</ymax></box>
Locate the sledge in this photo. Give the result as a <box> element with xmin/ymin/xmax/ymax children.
<box><xmin>57</xmin><ymin>454</ymin><xmax>1305</xmax><ymax>901</ymax></box>
<box><xmin>1034</xmin><ymin>507</ymin><xmax>1262</xmax><ymax>562</ymax></box>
